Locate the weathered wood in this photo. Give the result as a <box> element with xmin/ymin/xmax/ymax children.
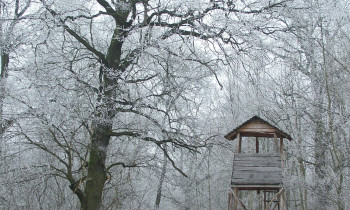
<box><xmin>234</xmin><ymin>167</ymin><xmax>282</xmax><ymax>173</ymax></box>
<box><xmin>237</xmin><ymin>132</ymin><xmax>242</xmax><ymax>153</ymax></box>
<box><xmin>224</xmin><ymin>116</ymin><xmax>293</xmax><ymax>141</ymax></box>
<box><xmin>279</xmin><ymin>137</ymin><xmax>286</xmax><ymax>210</ymax></box>
<box><xmin>232</xmin><ymin>179</ymin><xmax>282</xmax><ymax>185</ymax></box>
<box><xmin>233</xmin><ymin>161</ymin><xmax>281</xmax><ymax>167</ymax></box>
<box><xmin>234</xmin><ymin>159</ymin><xmax>281</xmax><ymax>164</ymax></box>
<box><xmin>231</xmin><ymin>188</ymin><xmax>247</xmax><ymax>210</ymax></box>
<box><xmin>280</xmin><ymin>189</ymin><xmax>286</xmax><ymax>210</ymax></box>
<box><xmin>265</xmin><ymin>188</ymin><xmax>284</xmax><ymax>210</ymax></box>
<box><xmin>232</xmin><ymin>174</ymin><xmax>282</xmax><ymax>184</ymax></box>
<box><xmin>280</xmin><ymin>137</ymin><xmax>284</xmax><ymax>170</ymax></box>
<box><xmin>241</xmin><ymin>132</ymin><xmax>285</xmax><ymax>138</ymax></box>
<box><xmin>232</xmin><ymin>153</ymin><xmax>282</xmax><ymax>186</ymax></box>
<box><xmin>231</xmin><ymin>185</ymin><xmax>282</xmax><ymax>189</ymax></box>
<box><xmin>233</xmin><ymin>171</ymin><xmax>282</xmax><ymax>177</ymax></box>
<box><xmin>234</xmin><ymin>153</ymin><xmax>281</xmax><ymax>157</ymax></box>
<box><xmin>240</xmin><ymin>128</ymin><xmax>276</xmax><ymax>133</ymax></box>
<box><xmin>232</xmin><ymin>173</ymin><xmax>282</xmax><ymax>178</ymax></box>
<box><xmin>232</xmin><ymin>180</ymin><xmax>282</xmax><ymax>185</ymax></box>
<box><xmin>226</xmin><ymin>116</ymin><xmax>291</xmax><ymax>210</ymax></box>
<box><xmin>228</xmin><ymin>191</ymin><xmax>234</xmax><ymax>210</ymax></box>
<box><xmin>234</xmin><ymin>188</ymin><xmax>238</xmax><ymax>210</ymax></box>
<box><xmin>240</xmin><ymin>121</ymin><xmax>276</xmax><ymax>129</ymax></box>
<box><xmin>233</xmin><ymin>172</ymin><xmax>282</xmax><ymax>177</ymax></box>
<box><xmin>273</xmin><ymin>132</ymin><xmax>279</xmax><ymax>153</ymax></box>
<box><xmin>234</xmin><ymin>156</ymin><xmax>281</xmax><ymax>161</ymax></box>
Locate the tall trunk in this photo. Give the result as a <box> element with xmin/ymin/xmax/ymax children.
<box><xmin>84</xmin><ymin>121</ymin><xmax>111</xmax><ymax>210</ymax></box>
<box><xmin>0</xmin><ymin>49</ymin><xmax>9</xmax><ymax>152</ymax></box>
<box><xmin>1</xmin><ymin>52</ymin><xmax>9</xmax><ymax>78</ymax></box>
<box><xmin>207</xmin><ymin>149</ymin><xmax>212</xmax><ymax>210</ymax></box>
<box><xmin>155</xmin><ymin>152</ymin><xmax>168</xmax><ymax>209</ymax></box>
<box><xmin>314</xmin><ymin>103</ymin><xmax>328</xmax><ymax>209</ymax></box>
<box><xmin>81</xmin><ymin>16</ymin><xmax>127</xmax><ymax>207</ymax></box>
<box><xmin>0</xmin><ymin>0</ymin><xmax>30</xmax><ymax>155</ymax></box>
<box><xmin>82</xmin><ymin>63</ymin><xmax>119</xmax><ymax>209</ymax></box>
<box><xmin>296</xmin><ymin>116</ymin><xmax>307</xmax><ymax>210</ymax></box>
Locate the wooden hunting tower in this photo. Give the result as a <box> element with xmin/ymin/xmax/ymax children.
<box><xmin>225</xmin><ymin>116</ymin><xmax>292</xmax><ymax>210</ymax></box>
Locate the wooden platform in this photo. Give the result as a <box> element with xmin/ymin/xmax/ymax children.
<box><xmin>231</xmin><ymin>153</ymin><xmax>282</xmax><ymax>189</ymax></box>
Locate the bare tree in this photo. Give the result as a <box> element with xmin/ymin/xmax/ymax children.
<box><xmin>0</xmin><ymin>0</ymin><xmax>297</xmax><ymax>209</ymax></box>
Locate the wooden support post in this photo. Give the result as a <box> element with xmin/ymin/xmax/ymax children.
<box><xmin>228</xmin><ymin>190</ymin><xmax>234</xmax><ymax>210</ymax></box>
<box><xmin>273</xmin><ymin>132</ymin><xmax>279</xmax><ymax>153</ymax></box>
<box><xmin>233</xmin><ymin>133</ymin><xmax>241</xmax><ymax>210</ymax></box>
<box><xmin>279</xmin><ymin>137</ymin><xmax>286</xmax><ymax>210</ymax></box>
<box><xmin>256</xmin><ymin>137</ymin><xmax>260</xmax><ymax>194</ymax></box>
<box><xmin>280</xmin><ymin>191</ymin><xmax>286</xmax><ymax>210</ymax></box>
<box><xmin>265</xmin><ymin>188</ymin><xmax>284</xmax><ymax>210</ymax></box>
<box><xmin>276</xmin><ymin>194</ymin><xmax>281</xmax><ymax>210</ymax></box>
<box><xmin>234</xmin><ymin>188</ymin><xmax>238</xmax><ymax>210</ymax></box>
<box><xmin>264</xmin><ymin>190</ymin><xmax>267</xmax><ymax>209</ymax></box>
<box><xmin>237</xmin><ymin>132</ymin><xmax>242</xmax><ymax>153</ymax></box>
<box><xmin>231</xmin><ymin>188</ymin><xmax>247</xmax><ymax>210</ymax></box>
<box><xmin>280</xmin><ymin>137</ymin><xmax>284</xmax><ymax>169</ymax></box>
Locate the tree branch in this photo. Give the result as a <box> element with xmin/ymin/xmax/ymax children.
<box><xmin>96</xmin><ymin>0</ymin><xmax>116</xmax><ymax>15</ymax></box>
<box><xmin>40</xmin><ymin>0</ymin><xmax>107</xmax><ymax>65</ymax></box>
<box><xmin>106</xmin><ymin>162</ymin><xmax>138</xmax><ymax>171</ymax></box>
<box><xmin>158</xmin><ymin>144</ymin><xmax>188</xmax><ymax>177</ymax></box>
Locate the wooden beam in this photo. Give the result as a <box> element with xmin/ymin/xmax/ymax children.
<box><xmin>273</xmin><ymin>132</ymin><xmax>279</xmax><ymax>153</ymax></box>
<box><xmin>280</xmin><ymin>189</ymin><xmax>286</xmax><ymax>210</ymax></box>
<box><xmin>235</xmin><ymin>153</ymin><xmax>281</xmax><ymax>157</ymax></box>
<box><xmin>233</xmin><ymin>188</ymin><xmax>238</xmax><ymax>210</ymax></box>
<box><xmin>231</xmin><ymin>184</ymin><xmax>282</xmax><ymax>190</ymax></box>
<box><xmin>228</xmin><ymin>191</ymin><xmax>234</xmax><ymax>210</ymax></box>
<box><xmin>232</xmin><ymin>188</ymin><xmax>247</xmax><ymax>210</ymax></box>
<box><xmin>237</xmin><ymin>132</ymin><xmax>242</xmax><ymax>153</ymax></box>
<box><xmin>265</xmin><ymin>188</ymin><xmax>284</xmax><ymax>210</ymax></box>
<box><xmin>280</xmin><ymin>137</ymin><xmax>284</xmax><ymax>170</ymax></box>
<box><xmin>279</xmin><ymin>137</ymin><xmax>286</xmax><ymax>210</ymax></box>
<box><xmin>256</xmin><ymin>137</ymin><xmax>259</xmax><ymax>153</ymax></box>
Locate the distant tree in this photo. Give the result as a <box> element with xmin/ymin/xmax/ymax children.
<box><xmin>0</xmin><ymin>0</ymin><xmax>31</xmax><ymax>148</ymax></box>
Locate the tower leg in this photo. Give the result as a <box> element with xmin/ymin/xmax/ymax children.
<box><xmin>280</xmin><ymin>190</ymin><xmax>286</xmax><ymax>210</ymax></box>
<box><xmin>234</xmin><ymin>188</ymin><xmax>239</xmax><ymax>210</ymax></box>
<box><xmin>228</xmin><ymin>190</ymin><xmax>234</xmax><ymax>210</ymax></box>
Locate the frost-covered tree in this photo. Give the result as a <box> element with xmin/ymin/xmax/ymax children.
<box><xmin>9</xmin><ymin>0</ymin><xmax>291</xmax><ymax>209</ymax></box>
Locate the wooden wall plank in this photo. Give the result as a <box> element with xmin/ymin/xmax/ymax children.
<box><xmin>234</xmin><ymin>167</ymin><xmax>282</xmax><ymax>173</ymax></box>
<box><xmin>232</xmin><ymin>174</ymin><xmax>282</xmax><ymax>179</ymax></box>
<box><xmin>231</xmin><ymin>153</ymin><xmax>283</xmax><ymax>186</ymax></box>
<box><xmin>233</xmin><ymin>161</ymin><xmax>281</xmax><ymax>167</ymax></box>
<box><xmin>232</xmin><ymin>180</ymin><xmax>282</xmax><ymax>185</ymax></box>
<box><xmin>235</xmin><ymin>153</ymin><xmax>281</xmax><ymax>157</ymax></box>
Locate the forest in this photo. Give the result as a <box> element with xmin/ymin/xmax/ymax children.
<box><xmin>0</xmin><ymin>0</ymin><xmax>349</xmax><ymax>209</ymax></box>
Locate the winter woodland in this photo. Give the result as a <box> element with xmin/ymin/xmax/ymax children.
<box><xmin>0</xmin><ymin>0</ymin><xmax>350</xmax><ymax>209</ymax></box>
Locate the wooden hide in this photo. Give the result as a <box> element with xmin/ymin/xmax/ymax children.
<box><xmin>231</xmin><ymin>153</ymin><xmax>282</xmax><ymax>186</ymax></box>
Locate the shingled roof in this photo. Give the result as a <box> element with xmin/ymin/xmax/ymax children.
<box><xmin>224</xmin><ymin>116</ymin><xmax>292</xmax><ymax>141</ymax></box>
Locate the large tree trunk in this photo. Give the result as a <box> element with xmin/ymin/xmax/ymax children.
<box><xmin>0</xmin><ymin>50</ymin><xmax>9</xmax><ymax>151</ymax></box>
<box><xmin>82</xmin><ymin>21</ymin><xmax>125</xmax><ymax>209</ymax></box>
<box><xmin>84</xmin><ymin>122</ymin><xmax>111</xmax><ymax>210</ymax></box>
